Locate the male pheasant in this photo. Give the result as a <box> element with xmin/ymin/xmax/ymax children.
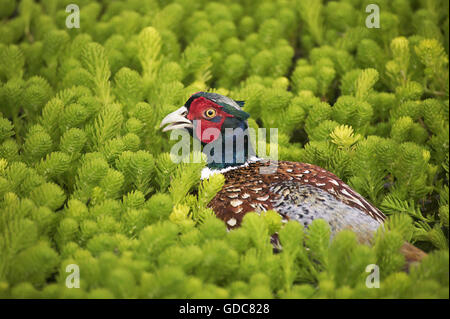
<box><xmin>160</xmin><ymin>92</ymin><xmax>426</xmax><ymax>265</ymax></box>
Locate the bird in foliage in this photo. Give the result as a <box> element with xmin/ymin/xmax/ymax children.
<box><xmin>160</xmin><ymin>92</ymin><xmax>426</xmax><ymax>266</ymax></box>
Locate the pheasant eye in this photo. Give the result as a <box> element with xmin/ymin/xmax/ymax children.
<box><xmin>204</xmin><ymin>108</ymin><xmax>216</xmax><ymax>118</ymax></box>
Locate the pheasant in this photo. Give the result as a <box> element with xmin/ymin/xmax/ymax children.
<box><xmin>160</xmin><ymin>92</ymin><xmax>426</xmax><ymax>265</ymax></box>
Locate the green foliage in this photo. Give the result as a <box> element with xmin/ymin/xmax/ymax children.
<box><xmin>0</xmin><ymin>0</ymin><xmax>448</xmax><ymax>299</ymax></box>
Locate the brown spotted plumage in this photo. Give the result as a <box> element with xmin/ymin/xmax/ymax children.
<box><xmin>209</xmin><ymin>160</ymin><xmax>386</xmax><ymax>230</ymax></box>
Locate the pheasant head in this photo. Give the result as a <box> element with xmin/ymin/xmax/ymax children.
<box><xmin>160</xmin><ymin>92</ymin><xmax>254</xmax><ymax>169</ymax></box>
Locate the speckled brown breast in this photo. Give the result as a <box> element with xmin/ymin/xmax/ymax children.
<box><xmin>208</xmin><ymin>160</ymin><xmax>386</xmax><ymax>230</ymax></box>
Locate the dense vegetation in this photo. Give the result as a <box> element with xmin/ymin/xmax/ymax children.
<box><xmin>0</xmin><ymin>0</ymin><xmax>448</xmax><ymax>298</ymax></box>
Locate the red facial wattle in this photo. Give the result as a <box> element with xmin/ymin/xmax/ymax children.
<box><xmin>187</xmin><ymin>97</ymin><xmax>233</xmax><ymax>143</ymax></box>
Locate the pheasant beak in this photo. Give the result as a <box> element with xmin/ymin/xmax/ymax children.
<box><xmin>159</xmin><ymin>106</ymin><xmax>193</xmax><ymax>132</ymax></box>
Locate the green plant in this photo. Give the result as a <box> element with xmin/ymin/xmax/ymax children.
<box><xmin>0</xmin><ymin>0</ymin><xmax>448</xmax><ymax>299</ymax></box>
